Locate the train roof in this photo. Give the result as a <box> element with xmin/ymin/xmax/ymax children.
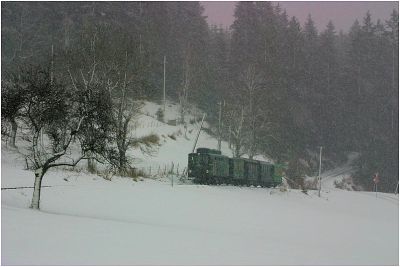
<box><xmin>196</xmin><ymin>147</ymin><xmax>222</xmax><ymax>155</ymax></box>
<box><xmin>231</xmin><ymin>157</ymin><xmax>274</xmax><ymax>165</ymax></box>
<box><xmin>259</xmin><ymin>161</ymin><xmax>274</xmax><ymax>166</ymax></box>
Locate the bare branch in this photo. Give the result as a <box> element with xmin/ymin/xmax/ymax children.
<box><xmin>68</xmin><ymin>68</ymin><xmax>78</xmax><ymax>91</ymax></box>
<box><xmin>80</xmin><ymin>69</ymin><xmax>88</xmax><ymax>89</ymax></box>
<box><xmin>42</xmin><ymin>115</ymin><xmax>86</xmax><ymax>167</ymax></box>
<box><xmin>47</xmin><ymin>155</ymin><xmax>88</xmax><ymax>169</ymax></box>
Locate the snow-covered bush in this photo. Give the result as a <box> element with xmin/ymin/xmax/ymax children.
<box><xmin>130</xmin><ymin>134</ymin><xmax>160</xmax><ymax>154</ymax></box>
<box><xmin>334</xmin><ymin>176</ymin><xmax>357</xmax><ymax>191</ymax></box>
<box><xmin>304</xmin><ymin>177</ymin><xmax>319</xmax><ymax>190</ymax></box>
<box><xmin>156</xmin><ymin>107</ymin><xmax>164</xmax><ymax>122</ymax></box>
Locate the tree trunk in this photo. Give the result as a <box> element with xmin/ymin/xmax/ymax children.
<box><xmin>118</xmin><ymin>149</ymin><xmax>127</xmax><ymax>175</ymax></box>
<box><xmin>357</xmin><ymin>65</ymin><xmax>361</xmax><ymax>96</ymax></box>
<box><xmin>87</xmin><ymin>157</ymin><xmax>96</xmax><ymax>174</ymax></box>
<box><xmin>392</xmin><ymin>45</ymin><xmax>395</xmax><ymax>92</ymax></box>
<box><xmin>235</xmin><ymin>142</ymin><xmax>241</xmax><ymax>158</ymax></box>
<box><xmin>30</xmin><ymin>167</ymin><xmax>44</xmax><ymax>210</ymax></box>
<box><xmin>10</xmin><ymin>118</ymin><xmax>17</xmax><ymax>148</ymax></box>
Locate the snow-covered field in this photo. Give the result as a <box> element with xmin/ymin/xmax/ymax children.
<box><xmin>1</xmin><ymin>101</ymin><xmax>399</xmax><ymax>265</ymax></box>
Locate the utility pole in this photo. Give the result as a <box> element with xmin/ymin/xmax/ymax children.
<box><xmin>217</xmin><ymin>101</ymin><xmax>222</xmax><ymax>151</ymax></box>
<box><xmin>50</xmin><ymin>44</ymin><xmax>54</xmax><ymax>85</ymax></box>
<box><xmin>228</xmin><ymin>125</ymin><xmax>231</xmax><ymax>149</ymax></box>
<box><xmin>373</xmin><ymin>173</ymin><xmax>379</xmax><ymax>198</ymax></box>
<box><xmin>163</xmin><ymin>55</ymin><xmax>166</xmax><ymax>113</ymax></box>
<box><xmin>318</xmin><ymin>146</ymin><xmax>323</xmax><ymax>197</ymax></box>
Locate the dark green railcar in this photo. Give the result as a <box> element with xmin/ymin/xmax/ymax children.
<box><xmin>188</xmin><ymin>151</ymin><xmax>209</xmax><ymax>183</ymax></box>
<box><xmin>188</xmin><ymin>148</ymin><xmax>229</xmax><ymax>184</ymax></box>
<box><xmin>188</xmin><ymin>147</ymin><xmax>283</xmax><ymax>187</ymax></box>
<box><xmin>188</xmin><ymin>152</ymin><xmax>199</xmax><ymax>180</ymax></box>
<box><xmin>272</xmin><ymin>163</ymin><xmax>285</xmax><ymax>186</ymax></box>
<box><xmin>229</xmin><ymin>158</ymin><xmax>245</xmax><ymax>184</ymax></box>
<box><xmin>207</xmin><ymin>154</ymin><xmax>230</xmax><ymax>184</ymax></box>
<box><xmin>244</xmin><ymin>159</ymin><xmax>259</xmax><ymax>186</ymax></box>
<box><xmin>196</xmin><ymin>148</ymin><xmax>211</xmax><ymax>154</ymax></box>
<box><xmin>196</xmin><ymin>148</ymin><xmax>221</xmax><ymax>155</ymax></box>
<box><xmin>259</xmin><ymin>162</ymin><xmax>274</xmax><ymax>187</ymax></box>
<box><xmin>210</xmin><ymin>149</ymin><xmax>222</xmax><ymax>155</ymax></box>
<box><xmin>198</xmin><ymin>152</ymin><xmax>211</xmax><ymax>183</ymax></box>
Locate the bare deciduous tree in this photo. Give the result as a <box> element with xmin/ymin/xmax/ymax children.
<box><xmin>18</xmin><ymin>65</ymin><xmax>112</xmax><ymax>210</ymax></box>
<box><xmin>225</xmin><ymin>64</ymin><xmax>270</xmax><ymax>159</ymax></box>
<box><xmin>225</xmin><ymin>105</ymin><xmax>245</xmax><ymax>158</ymax></box>
<box><xmin>179</xmin><ymin>47</ymin><xmax>191</xmax><ymax>133</ymax></box>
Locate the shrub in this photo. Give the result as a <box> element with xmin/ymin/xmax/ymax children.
<box><xmin>87</xmin><ymin>159</ymin><xmax>97</xmax><ymax>174</ymax></box>
<box><xmin>156</xmin><ymin>108</ymin><xmax>164</xmax><ymax>122</ymax></box>
<box><xmin>140</xmin><ymin>134</ymin><xmax>160</xmax><ymax>146</ymax></box>
<box><xmin>167</xmin><ymin>119</ymin><xmax>177</xmax><ymax>126</ymax></box>
<box><xmin>304</xmin><ymin>177</ymin><xmax>318</xmax><ymax>190</ymax></box>
<box><xmin>98</xmin><ymin>165</ymin><xmax>115</xmax><ymax>181</ymax></box>
<box><xmin>131</xmin><ymin>134</ymin><xmax>160</xmax><ymax>148</ymax></box>
<box><xmin>334</xmin><ymin>176</ymin><xmax>356</xmax><ymax>191</ymax></box>
<box><xmin>114</xmin><ymin>167</ymin><xmax>149</xmax><ymax>181</ymax></box>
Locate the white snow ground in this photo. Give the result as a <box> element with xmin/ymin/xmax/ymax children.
<box><xmin>1</xmin><ymin>101</ymin><xmax>399</xmax><ymax>265</ymax></box>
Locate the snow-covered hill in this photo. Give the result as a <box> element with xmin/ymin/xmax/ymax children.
<box><xmin>124</xmin><ymin>100</ymin><xmax>270</xmax><ymax>177</ymax></box>
<box><xmin>1</xmin><ymin>101</ymin><xmax>399</xmax><ymax>265</ymax></box>
<box><xmin>128</xmin><ymin>100</ymin><xmax>231</xmax><ymax>174</ymax></box>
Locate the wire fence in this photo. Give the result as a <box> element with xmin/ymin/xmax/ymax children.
<box><xmin>136</xmin><ymin>162</ymin><xmax>188</xmax><ymax>179</ymax></box>
<box><xmin>136</xmin><ymin>121</ymin><xmax>164</xmax><ymax>128</ymax></box>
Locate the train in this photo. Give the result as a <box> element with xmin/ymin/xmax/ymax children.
<box><xmin>188</xmin><ymin>147</ymin><xmax>284</xmax><ymax>187</ymax></box>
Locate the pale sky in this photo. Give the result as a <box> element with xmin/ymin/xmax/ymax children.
<box><xmin>201</xmin><ymin>1</ymin><xmax>399</xmax><ymax>32</ymax></box>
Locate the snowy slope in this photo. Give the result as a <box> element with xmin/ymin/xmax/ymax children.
<box><xmin>1</xmin><ymin>101</ymin><xmax>399</xmax><ymax>265</ymax></box>
<box><xmin>127</xmin><ymin>101</ymin><xmax>271</xmax><ymax>176</ymax></box>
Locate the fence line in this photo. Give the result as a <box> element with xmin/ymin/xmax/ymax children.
<box><xmin>136</xmin><ymin>161</ymin><xmax>188</xmax><ymax>180</ymax></box>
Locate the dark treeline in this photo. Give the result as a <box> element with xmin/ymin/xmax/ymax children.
<box><xmin>1</xmin><ymin>2</ymin><xmax>398</xmax><ymax>192</ymax></box>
